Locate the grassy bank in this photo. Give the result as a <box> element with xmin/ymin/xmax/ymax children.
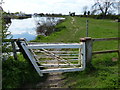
<box><xmin>34</xmin><ymin>16</ymin><xmax>117</xmax><ymax>41</ymax></box>
<box><xmin>32</xmin><ymin>16</ymin><xmax>119</xmax><ymax>88</ymax></box>
<box><xmin>33</xmin><ymin>16</ymin><xmax>118</xmax><ymax>53</ymax></box>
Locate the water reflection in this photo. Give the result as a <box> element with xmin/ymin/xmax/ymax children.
<box><xmin>12</xmin><ymin>32</ymin><xmax>36</xmax><ymax>41</ymax></box>
<box><xmin>8</xmin><ymin>16</ymin><xmax>65</xmax><ymax>41</ymax></box>
<box><xmin>8</xmin><ymin>17</ymin><xmax>36</xmax><ymax>41</ymax></box>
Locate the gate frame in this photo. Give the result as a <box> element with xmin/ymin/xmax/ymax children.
<box><xmin>16</xmin><ymin>39</ymin><xmax>86</xmax><ymax>76</ymax></box>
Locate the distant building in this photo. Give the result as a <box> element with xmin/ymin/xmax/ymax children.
<box><xmin>69</xmin><ymin>12</ymin><xmax>75</xmax><ymax>16</ymax></box>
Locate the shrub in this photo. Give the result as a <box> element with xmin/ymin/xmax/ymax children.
<box><xmin>2</xmin><ymin>55</ymin><xmax>47</xmax><ymax>88</ymax></box>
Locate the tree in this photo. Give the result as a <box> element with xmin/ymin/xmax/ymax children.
<box><xmin>1</xmin><ymin>11</ymin><xmax>12</xmax><ymax>60</ymax></box>
<box><xmin>83</xmin><ymin>6</ymin><xmax>88</xmax><ymax>15</ymax></box>
<box><xmin>84</xmin><ymin>11</ymin><xmax>87</xmax><ymax>15</ymax></box>
<box><xmin>87</xmin><ymin>11</ymin><xmax>90</xmax><ymax>15</ymax></box>
<box><xmin>92</xmin><ymin>0</ymin><xmax>118</xmax><ymax>16</ymax></box>
<box><xmin>35</xmin><ymin>17</ymin><xmax>56</xmax><ymax>36</ymax></box>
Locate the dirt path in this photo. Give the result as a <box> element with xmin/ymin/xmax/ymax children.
<box><xmin>24</xmin><ymin>17</ymin><xmax>78</xmax><ymax>89</ymax></box>
<box><xmin>35</xmin><ymin>17</ymin><xmax>79</xmax><ymax>88</ymax></box>
<box><xmin>35</xmin><ymin>48</ymin><xmax>66</xmax><ymax>89</ymax></box>
<box><xmin>36</xmin><ymin>72</ymin><xmax>65</xmax><ymax>88</ymax></box>
<box><xmin>71</xmin><ymin>17</ymin><xmax>79</xmax><ymax>36</ymax></box>
<box><xmin>22</xmin><ymin>72</ymin><xmax>65</xmax><ymax>89</ymax></box>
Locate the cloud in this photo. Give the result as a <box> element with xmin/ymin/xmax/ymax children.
<box><xmin>3</xmin><ymin>0</ymin><xmax>95</xmax><ymax>14</ymax></box>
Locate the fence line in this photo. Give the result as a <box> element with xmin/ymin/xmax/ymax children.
<box><xmin>3</xmin><ymin>39</ymin><xmax>25</xmax><ymax>60</ymax></box>
<box><xmin>92</xmin><ymin>50</ymin><xmax>119</xmax><ymax>54</ymax></box>
<box><xmin>80</xmin><ymin>37</ymin><xmax>119</xmax><ymax>67</ymax></box>
<box><xmin>92</xmin><ymin>37</ymin><xmax>119</xmax><ymax>54</ymax></box>
<box><xmin>92</xmin><ymin>37</ymin><xmax>120</xmax><ymax>42</ymax></box>
<box><xmin>3</xmin><ymin>37</ymin><xmax>119</xmax><ymax>67</ymax></box>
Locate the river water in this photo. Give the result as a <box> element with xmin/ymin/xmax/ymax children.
<box><xmin>8</xmin><ymin>16</ymin><xmax>65</xmax><ymax>41</ymax></box>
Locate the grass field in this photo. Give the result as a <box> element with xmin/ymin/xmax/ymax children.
<box><xmin>34</xmin><ymin>16</ymin><xmax>117</xmax><ymax>41</ymax></box>
<box><xmin>32</xmin><ymin>16</ymin><xmax>119</xmax><ymax>88</ymax></box>
<box><xmin>34</xmin><ymin>16</ymin><xmax>118</xmax><ymax>52</ymax></box>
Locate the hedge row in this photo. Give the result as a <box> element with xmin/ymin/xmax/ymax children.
<box><xmin>80</xmin><ymin>15</ymin><xmax>119</xmax><ymax>20</ymax></box>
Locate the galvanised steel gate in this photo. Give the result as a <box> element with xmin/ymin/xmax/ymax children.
<box><xmin>16</xmin><ymin>39</ymin><xmax>86</xmax><ymax>76</ymax></box>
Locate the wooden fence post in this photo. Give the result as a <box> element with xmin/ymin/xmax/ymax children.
<box><xmin>85</xmin><ymin>37</ymin><xmax>93</xmax><ymax>66</ymax></box>
<box><xmin>11</xmin><ymin>40</ymin><xmax>17</xmax><ymax>60</ymax></box>
<box><xmin>80</xmin><ymin>37</ymin><xmax>93</xmax><ymax>68</ymax></box>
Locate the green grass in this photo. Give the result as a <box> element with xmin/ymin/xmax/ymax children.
<box><xmin>2</xmin><ymin>16</ymin><xmax>117</xmax><ymax>88</ymax></box>
<box><xmin>32</xmin><ymin>16</ymin><xmax>119</xmax><ymax>88</ymax></box>
<box><xmin>1</xmin><ymin>15</ymin><xmax>117</xmax><ymax>88</ymax></box>
<box><xmin>33</xmin><ymin>16</ymin><xmax>118</xmax><ymax>52</ymax></box>
<box><xmin>64</xmin><ymin>66</ymin><xmax>118</xmax><ymax>88</ymax></box>
<box><xmin>33</xmin><ymin>16</ymin><xmax>118</xmax><ymax>42</ymax></box>
<box><xmin>63</xmin><ymin>53</ymin><xmax>118</xmax><ymax>88</ymax></box>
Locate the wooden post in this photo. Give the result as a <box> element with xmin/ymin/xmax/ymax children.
<box><xmin>80</xmin><ymin>37</ymin><xmax>93</xmax><ymax>68</ymax></box>
<box><xmin>85</xmin><ymin>37</ymin><xmax>93</xmax><ymax>66</ymax></box>
<box><xmin>11</xmin><ymin>40</ymin><xmax>17</xmax><ymax>60</ymax></box>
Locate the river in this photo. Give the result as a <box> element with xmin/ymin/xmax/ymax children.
<box><xmin>8</xmin><ymin>16</ymin><xmax>65</xmax><ymax>41</ymax></box>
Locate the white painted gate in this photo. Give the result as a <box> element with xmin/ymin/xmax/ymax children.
<box><xmin>16</xmin><ymin>39</ymin><xmax>86</xmax><ymax>76</ymax></box>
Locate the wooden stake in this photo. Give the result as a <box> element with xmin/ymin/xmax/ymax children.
<box><xmin>11</xmin><ymin>41</ymin><xmax>17</xmax><ymax>60</ymax></box>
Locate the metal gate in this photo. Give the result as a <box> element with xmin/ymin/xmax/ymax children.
<box><xmin>16</xmin><ymin>39</ymin><xmax>86</xmax><ymax>76</ymax></box>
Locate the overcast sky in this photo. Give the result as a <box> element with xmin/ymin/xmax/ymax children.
<box><xmin>2</xmin><ymin>0</ymin><xmax>95</xmax><ymax>14</ymax></box>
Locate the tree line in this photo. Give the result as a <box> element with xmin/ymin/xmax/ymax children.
<box><xmin>81</xmin><ymin>0</ymin><xmax>119</xmax><ymax>19</ymax></box>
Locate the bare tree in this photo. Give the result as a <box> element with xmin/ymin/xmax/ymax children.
<box><xmin>35</xmin><ymin>17</ymin><xmax>57</xmax><ymax>36</ymax></box>
<box><xmin>92</xmin><ymin>0</ymin><xmax>118</xmax><ymax>15</ymax></box>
